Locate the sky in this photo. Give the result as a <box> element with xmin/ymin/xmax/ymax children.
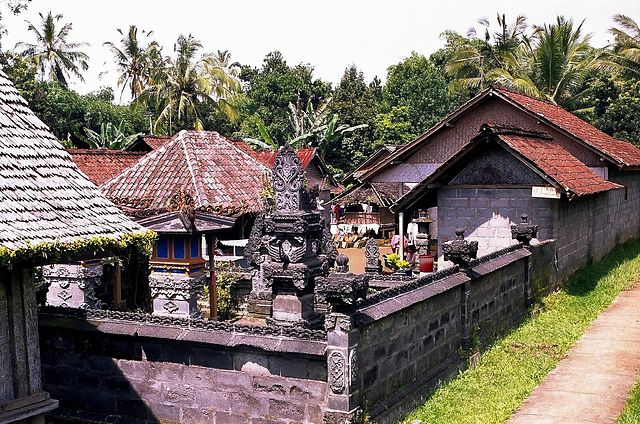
<box><xmin>2</xmin><ymin>0</ymin><xmax>638</xmax><ymax>103</ymax></box>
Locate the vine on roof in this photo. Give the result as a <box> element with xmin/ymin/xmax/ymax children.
<box><xmin>0</xmin><ymin>231</ymin><xmax>157</xmax><ymax>270</ymax></box>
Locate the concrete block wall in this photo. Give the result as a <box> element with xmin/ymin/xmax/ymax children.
<box><xmin>470</xmin><ymin>260</ymin><xmax>526</xmax><ymax>341</ymax></box>
<box><xmin>357</xmin><ymin>287</ymin><xmax>461</xmax><ymax>411</ymax></box>
<box><xmin>437</xmin><ymin>187</ymin><xmax>557</xmax><ymax>261</ymax></box>
<box><xmin>530</xmin><ymin>240</ymin><xmax>559</xmax><ymax>299</ymax></box>
<box><xmin>555</xmin><ymin>173</ymin><xmax>640</xmax><ymax>281</ymax></box>
<box><xmin>39</xmin><ymin>316</ymin><xmax>327</xmax><ymax>424</ymax></box>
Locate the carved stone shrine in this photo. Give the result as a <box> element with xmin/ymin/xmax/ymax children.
<box><xmin>511</xmin><ymin>213</ymin><xmax>538</xmax><ymax>247</ymax></box>
<box><xmin>245</xmin><ymin>143</ymin><xmax>338</xmax><ymax>327</ymax></box>
<box><xmin>442</xmin><ymin>228</ymin><xmax>478</xmax><ymax>269</ymax></box>
<box><xmin>44</xmin><ymin>260</ymin><xmax>103</xmax><ymax>309</ymax></box>
<box><xmin>363</xmin><ymin>239</ymin><xmax>382</xmax><ymax>274</ymax></box>
<box><xmin>413</xmin><ymin>209</ymin><xmax>434</xmax><ymax>255</ymax></box>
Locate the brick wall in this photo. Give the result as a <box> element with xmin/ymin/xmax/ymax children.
<box><xmin>357</xmin><ymin>282</ymin><xmax>462</xmax><ymax>414</ymax></box>
<box><xmin>39</xmin><ymin>316</ymin><xmax>327</xmax><ymax>424</ymax></box>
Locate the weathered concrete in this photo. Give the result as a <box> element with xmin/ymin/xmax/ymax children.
<box><xmin>508</xmin><ymin>285</ymin><xmax>640</xmax><ymax>424</ymax></box>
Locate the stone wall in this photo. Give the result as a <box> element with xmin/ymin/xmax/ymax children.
<box><xmin>37</xmin><ymin>243</ymin><xmax>574</xmax><ymax>424</ymax></box>
<box><xmin>437</xmin><ymin>187</ymin><xmax>557</xmax><ymax>260</ymax></box>
<box><xmin>555</xmin><ymin>172</ymin><xmax>640</xmax><ymax>281</ymax></box>
<box><xmin>39</xmin><ymin>311</ymin><xmax>327</xmax><ymax>424</ymax></box>
<box><xmin>353</xmin><ymin>245</ymin><xmax>536</xmax><ymax>424</ymax></box>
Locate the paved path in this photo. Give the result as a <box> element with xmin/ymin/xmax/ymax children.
<box><xmin>508</xmin><ymin>285</ymin><xmax>640</xmax><ymax>424</ymax></box>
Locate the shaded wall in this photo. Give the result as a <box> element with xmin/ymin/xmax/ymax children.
<box><xmin>39</xmin><ymin>312</ymin><xmax>327</xmax><ymax>424</ymax></box>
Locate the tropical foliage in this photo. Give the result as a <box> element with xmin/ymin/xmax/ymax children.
<box><xmin>16</xmin><ymin>11</ymin><xmax>89</xmax><ymax>88</ymax></box>
<box><xmin>3</xmin><ymin>10</ymin><xmax>640</xmax><ymax>174</ymax></box>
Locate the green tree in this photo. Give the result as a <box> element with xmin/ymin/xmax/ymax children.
<box><xmin>489</xmin><ymin>16</ymin><xmax>599</xmax><ymax>107</ymax></box>
<box><xmin>82</xmin><ymin>120</ymin><xmax>142</xmax><ymax>150</ymax></box>
<box><xmin>325</xmin><ymin>65</ymin><xmax>380</xmax><ymax>174</ymax></box>
<box><xmin>594</xmin><ymin>79</ymin><xmax>640</xmax><ymax>146</ymax></box>
<box><xmin>139</xmin><ymin>34</ymin><xmax>241</xmax><ymax>134</ymax></box>
<box><xmin>383</xmin><ymin>52</ymin><xmax>451</xmax><ymax>136</ymax></box>
<box><xmin>16</xmin><ymin>11</ymin><xmax>89</xmax><ymax>88</ymax></box>
<box><xmin>235</xmin><ymin>51</ymin><xmax>331</xmax><ymax>143</ymax></box>
<box><xmin>102</xmin><ymin>25</ymin><xmax>158</xmax><ymax>101</ymax></box>
<box><xmin>606</xmin><ymin>14</ymin><xmax>640</xmax><ymax>78</ymax></box>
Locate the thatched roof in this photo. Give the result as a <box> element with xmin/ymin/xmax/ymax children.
<box><xmin>0</xmin><ymin>70</ymin><xmax>146</xmax><ymax>253</ymax></box>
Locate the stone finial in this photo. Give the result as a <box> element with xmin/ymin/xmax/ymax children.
<box><xmin>442</xmin><ymin>228</ymin><xmax>478</xmax><ymax>268</ymax></box>
<box><xmin>335</xmin><ymin>254</ymin><xmax>350</xmax><ymax>273</ymax></box>
<box><xmin>273</xmin><ymin>143</ymin><xmax>304</xmax><ymax>212</ymax></box>
<box><xmin>511</xmin><ymin>213</ymin><xmax>538</xmax><ymax>247</ymax></box>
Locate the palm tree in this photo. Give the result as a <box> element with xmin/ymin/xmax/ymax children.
<box><xmin>140</xmin><ymin>34</ymin><xmax>207</xmax><ymax>132</ymax></box>
<box><xmin>606</xmin><ymin>14</ymin><xmax>640</xmax><ymax>77</ymax></box>
<box><xmin>446</xmin><ymin>14</ymin><xmax>528</xmax><ymax>91</ymax></box>
<box><xmin>488</xmin><ymin>16</ymin><xmax>598</xmax><ymax>106</ymax></box>
<box><xmin>102</xmin><ymin>25</ymin><xmax>158</xmax><ymax>101</ymax></box>
<box><xmin>16</xmin><ymin>11</ymin><xmax>89</xmax><ymax>88</ymax></box>
<box><xmin>140</xmin><ymin>35</ymin><xmax>243</xmax><ymax>133</ymax></box>
<box><xmin>201</xmin><ymin>49</ymin><xmax>242</xmax><ymax>120</ymax></box>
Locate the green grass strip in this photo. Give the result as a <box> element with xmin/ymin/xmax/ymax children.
<box><xmin>401</xmin><ymin>239</ymin><xmax>640</xmax><ymax>424</ymax></box>
<box><xmin>619</xmin><ymin>379</ymin><xmax>640</xmax><ymax>423</ymax></box>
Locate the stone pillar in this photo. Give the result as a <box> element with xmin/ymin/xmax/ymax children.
<box><xmin>149</xmin><ymin>273</ymin><xmax>205</xmax><ymax>317</ymax></box>
<box><xmin>442</xmin><ymin>229</ymin><xmax>478</xmax><ymax>350</ymax></box>
<box><xmin>363</xmin><ymin>239</ymin><xmax>382</xmax><ymax>274</ymax></box>
<box><xmin>325</xmin><ymin>317</ymin><xmax>361</xmax><ymax>424</ymax></box>
<box><xmin>512</xmin><ymin>214</ymin><xmax>538</xmax><ymax>308</ymax></box>
<box><xmin>43</xmin><ymin>260</ymin><xmax>103</xmax><ymax>309</ymax></box>
<box><xmin>317</xmin><ymin>255</ymin><xmax>367</xmax><ymax>423</ymax></box>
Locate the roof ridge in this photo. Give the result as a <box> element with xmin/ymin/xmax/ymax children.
<box><xmin>177</xmin><ymin>130</ymin><xmax>207</xmax><ymax>207</ymax></box>
<box><xmin>480</xmin><ymin>123</ymin><xmax>553</xmax><ymax>139</ymax></box>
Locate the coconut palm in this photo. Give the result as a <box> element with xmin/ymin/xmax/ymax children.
<box><xmin>607</xmin><ymin>14</ymin><xmax>640</xmax><ymax>77</ymax></box>
<box><xmin>486</xmin><ymin>16</ymin><xmax>598</xmax><ymax>107</ymax></box>
<box><xmin>141</xmin><ymin>34</ymin><xmax>207</xmax><ymax>132</ymax></box>
<box><xmin>16</xmin><ymin>11</ymin><xmax>89</xmax><ymax>88</ymax></box>
<box><xmin>102</xmin><ymin>25</ymin><xmax>158</xmax><ymax>101</ymax></box>
<box><xmin>201</xmin><ymin>49</ymin><xmax>242</xmax><ymax>120</ymax></box>
<box><xmin>139</xmin><ymin>35</ymin><xmax>243</xmax><ymax>133</ymax></box>
<box><xmin>446</xmin><ymin>14</ymin><xmax>528</xmax><ymax>91</ymax></box>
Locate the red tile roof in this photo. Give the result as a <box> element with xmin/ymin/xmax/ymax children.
<box><xmin>68</xmin><ymin>149</ymin><xmax>146</xmax><ymax>185</ymax></box>
<box><xmin>486</xmin><ymin>125</ymin><xmax>621</xmax><ymax>197</ymax></box>
<box><xmin>493</xmin><ymin>86</ymin><xmax>640</xmax><ymax>168</ymax></box>
<box><xmin>141</xmin><ymin>135</ymin><xmax>172</xmax><ymax>150</ymax></box>
<box><xmin>101</xmin><ymin>130</ymin><xmax>270</xmax><ymax>217</ymax></box>
<box><xmin>255</xmin><ymin>148</ymin><xmax>316</xmax><ymax>169</ymax></box>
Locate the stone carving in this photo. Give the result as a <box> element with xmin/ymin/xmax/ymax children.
<box><xmin>329</xmin><ymin>351</ymin><xmax>346</xmax><ymax>394</ymax></box>
<box><xmin>167</xmin><ymin>187</ymin><xmax>196</xmax><ymax>225</ymax></box>
<box><xmin>44</xmin><ymin>261</ymin><xmax>103</xmax><ymax>309</ymax></box>
<box><xmin>245</xmin><ymin>144</ymin><xmax>337</xmax><ymax>327</ymax></box>
<box><xmin>364</xmin><ymin>239</ymin><xmax>382</xmax><ymax>274</ymax></box>
<box><xmin>511</xmin><ymin>213</ymin><xmax>538</xmax><ymax>247</ymax></box>
<box><xmin>442</xmin><ymin>228</ymin><xmax>478</xmax><ymax>268</ymax></box>
<box><xmin>273</xmin><ymin>143</ymin><xmax>304</xmax><ymax>211</ymax></box>
<box><xmin>58</xmin><ymin>290</ymin><xmax>72</xmax><ymax>301</ymax></box>
<box><xmin>163</xmin><ymin>301</ymin><xmax>180</xmax><ymax>314</ymax></box>
<box><xmin>349</xmin><ymin>349</ymin><xmax>358</xmax><ymax>392</ymax></box>
<box><xmin>149</xmin><ymin>272</ymin><xmax>206</xmax><ymax>317</ymax></box>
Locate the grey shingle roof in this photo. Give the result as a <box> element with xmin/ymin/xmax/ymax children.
<box><xmin>0</xmin><ymin>70</ymin><xmax>146</xmax><ymax>251</ymax></box>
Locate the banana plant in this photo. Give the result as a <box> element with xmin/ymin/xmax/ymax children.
<box><xmin>82</xmin><ymin>120</ymin><xmax>142</xmax><ymax>150</ymax></box>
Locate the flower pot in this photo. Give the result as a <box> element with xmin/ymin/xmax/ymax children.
<box><xmin>419</xmin><ymin>254</ymin><xmax>434</xmax><ymax>272</ymax></box>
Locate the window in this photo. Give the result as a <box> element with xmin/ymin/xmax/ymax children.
<box><xmin>157</xmin><ymin>236</ymin><xmax>169</xmax><ymax>258</ymax></box>
<box><xmin>191</xmin><ymin>236</ymin><xmax>200</xmax><ymax>259</ymax></box>
<box><xmin>174</xmin><ymin>237</ymin><xmax>185</xmax><ymax>259</ymax></box>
